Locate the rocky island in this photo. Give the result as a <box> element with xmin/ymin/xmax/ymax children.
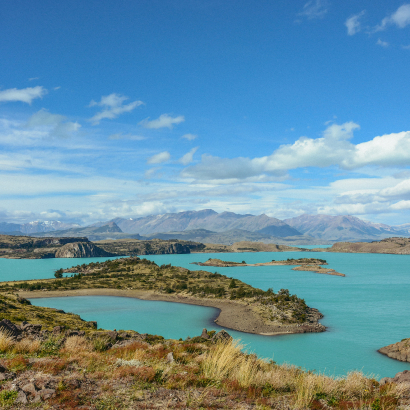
<box><xmin>193</xmin><ymin>258</ymin><xmax>345</xmax><ymax>277</ymax></box>
<box><xmin>0</xmin><ymin>256</ymin><xmax>325</xmax><ymax>336</ymax></box>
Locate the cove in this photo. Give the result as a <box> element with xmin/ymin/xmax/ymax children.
<box><xmin>2</xmin><ymin>250</ymin><xmax>410</xmax><ymax>377</ymax></box>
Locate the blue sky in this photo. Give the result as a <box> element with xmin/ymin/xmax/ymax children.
<box><xmin>1</xmin><ymin>0</ymin><xmax>410</xmax><ymax>226</ymax></box>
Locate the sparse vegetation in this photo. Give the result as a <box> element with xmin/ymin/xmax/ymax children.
<box><xmin>0</xmin><ymin>328</ymin><xmax>406</xmax><ymax>409</ymax></box>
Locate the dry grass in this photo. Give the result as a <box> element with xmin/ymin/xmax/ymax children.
<box><xmin>201</xmin><ymin>339</ymin><xmax>265</xmax><ymax>388</ymax></box>
<box><xmin>0</xmin><ymin>330</ymin><xmax>15</xmax><ymax>353</ymax></box>
<box><xmin>63</xmin><ymin>335</ymin><xmax>92</xmax><ymax>353</ymax></box>
<box><xmin>13</xmin><ymin>338</ymin><xmax>41</xmax><ymax>354</ymax></box>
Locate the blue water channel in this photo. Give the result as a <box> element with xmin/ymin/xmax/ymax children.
<box><xmin>2</xmin><ymin>250</ymin><xmax>410</xmax><ymax>378</ymax></box>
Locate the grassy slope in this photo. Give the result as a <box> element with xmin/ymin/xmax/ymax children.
<box><xmin>0</xmin><ymin>293</ymin><xmax>97</xmax><ymax>331</ymax></box>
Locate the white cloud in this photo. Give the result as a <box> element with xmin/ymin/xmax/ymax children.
<box><xmin>0</xmin><ymin>86</ymin><xmax>47</xmax><ymax>104</ymax></box>
<box><xmin>147</xmin><ymin>151</ymin><xmax>171</xmax><ymax>164</ymax></box>
<box><xmin>183</xmin><ymin>123</ymin><xmax>410</xmax><ymax>181</ymax></box>
<box><xmin>26</xmin><ymin>109</ymin><xmax>81</xmax><ymax>138</ymax></box>
<box><xmin>89</xmin><ymin>93</ymin><xmax>144</xmax><ymax>125</ymax></box>
<box><xmin>346</xmin><ymin>131</ymin><xmax>410</xmax><ymax>168</ymax></box>
<box><xmin>181</xmin><ymin>133</ymin><xmax>197</xmax><ymax>141</ymax></box>
<box><xmin>345</xmin><ymin>11</ymin><xmax>365</xmax><ymax>35</ymax></box>
<box><xmin>391</xmin><ymin>200</ymin><xmax>410</xmax><ymax>210</ymax></box>
<box><xmin>179</xmin><ymin>147</ymin><xmax>199</xmax><ymax>165</ymax></box>
<box><xmin>140</xmin><ymin>114</ymin><xmax>185</xmax><ymax>129</ymax></box>
<box><xmin>298</xmin><ymin>0</ymin><xmax>329</xmax><ymax>20</ymax></box>
<box><xmin>376</xmin><ymin>4</ymin><xmax>410</xmax><ymax>31</ymax></box>
<box><xmin>376</xmin><ymin>38</ymin><xmax>389</xmax><ymax>47</ymax></box>
<box><xmin>144</xmin><ymin>167</ymin><xmax>161</xmax><ymax>178</ymax></box>
<box><xmin>108</xmin><ymin>133</ymin><xmax>146</xmax><ymax>141</ymax></box>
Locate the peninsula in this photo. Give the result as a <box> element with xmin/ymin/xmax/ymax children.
<box><xmin>193</xmin><ymin>258</ymin><xmax>345</xmax><ymax>277</ymax></box>
<box><xmin>313</xmin><ymin>237</ymin><xmax>410</xmax><ymax>255</ymax></box>
<box><xmin>1</xmin><ymin>256</ymin><xmax>325</xmax><ymax>336</ymax></box>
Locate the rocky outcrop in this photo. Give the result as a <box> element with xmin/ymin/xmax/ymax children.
<box><xmin>54</xmin><ymin>242</ymin><xmax>115</xmax><ymax>258</ymax></box>
<box><xmin>380</xmin><ymin>370</ymin><xmax>410</xmax><ymax>386</ymax></box>
<box><xmin>379</xmin><ymin>338</ymin><xmax>410</xmax><ymax>362</ymax></box>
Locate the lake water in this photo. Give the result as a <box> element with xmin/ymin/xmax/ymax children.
<box><xmin>2</xmin><ymin>251</ymin><xmax>410</xmax><ymax>378</ymax></box>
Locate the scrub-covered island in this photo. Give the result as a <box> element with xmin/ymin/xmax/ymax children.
<box><xmin>192</xmin><ymin>258</ymin><xmax>345</xmax><ymax>277</ymax></box>
<box><xmin>1</xmin><ymin>256</ymin><xmax>325</xmax><ymax>336</ymax></box>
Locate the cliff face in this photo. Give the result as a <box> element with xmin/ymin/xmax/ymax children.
<box><xmin>54</xmin><ymin>242</ymin><xmax>115</xmax><ymax>258</ymax></box>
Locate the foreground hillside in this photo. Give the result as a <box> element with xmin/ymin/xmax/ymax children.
<box><xmin>0</xmin><ymin>295</ymin><xmax>408</xmax><ymax>409</ymax></box>
<box><xmin>314</xmin><ymin>237</ymin><xmax>410</xmax><ymax>255</ymax></box>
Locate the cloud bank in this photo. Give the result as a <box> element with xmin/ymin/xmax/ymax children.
<box><xmin>182</xmin><ymin>123</ymin><xmax>410</xmax><ymax>181</ymax></box>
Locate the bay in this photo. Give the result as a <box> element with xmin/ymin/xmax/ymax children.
<box><xmin>2</xmin><ymin>250</ymin><xmax>410</xmax><ymax>378</ymax></box>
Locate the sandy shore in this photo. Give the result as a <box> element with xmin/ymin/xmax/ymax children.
<box><xmin>19</xmin><ymin>288</ymin><xmax>325</xmax><ymax>336</ymax></box>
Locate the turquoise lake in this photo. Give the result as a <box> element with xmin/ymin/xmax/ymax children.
<box><xmin>2</xmin><ymin>250</ymin><xmax>410</xmax><ymax>378</ymax></box>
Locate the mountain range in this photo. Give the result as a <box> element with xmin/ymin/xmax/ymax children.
<box><xmin>0</xmin><ymin>221</ymin><xmax>80</xmax><ymax>235</ymax></box>
<box><xmin>2</xmin><ymin>210</ymin><xmax>409</xmax><ymax>244</ymax></box>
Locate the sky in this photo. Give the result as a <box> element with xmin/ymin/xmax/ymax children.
<box><xmin>1</xmin><ymin>0</ymin><xmax>410</xmax><ymax>226</ymax></box>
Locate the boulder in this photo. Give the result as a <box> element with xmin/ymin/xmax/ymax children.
<box><xmin>201</xmin><ymin>328</ymin><xmax>210</xmax><ymax>340</ymax></box>
<box><xmin>0</xmin><ymin>319</ymin><xmax>21</xmax><ymax>337</ymax></box>
<box><xmin>393</xmin><ymin>370</ymin><xmax>410</xmax><ymax>384</ymax></box>
<box><xmin>211</xmin><ymin>330</ymin><xmax>232</xmax><ymax>343</ymax></box>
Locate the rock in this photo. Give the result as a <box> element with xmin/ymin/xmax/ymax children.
<box><xmin>16</xmin><ymin>391</ymin><xmax>28</xmax><ymax>404</ymax></box>
<box><xmin>0</xmin><ymin>372</ymin><xmax>16</xmax><ymax>381</ymax></box>
<box><xmin>393</xmin><ymin>370</ymin><xmax>410</xmax><ymax>384</ymax></box>
<box><xmin>53</xmin><ymin>325</ymin><xmax>65</xmax><ymax>334</ymax></box>
<box><xmin>65</xmin><ymin>378</ymin><xmax>81</xmax><ymax>389</ymax></box>
<box><xmin>0</xmin><ymin>319</ymin><xmax>21</xmax><ymax>337</ymax></box>
<box><xmin>55</xmin><ymin>242</ymin><xmax>114</xmax><ymax>258</ymax></box>
<box><xmin>103</xmin><ymin>330</ymin><xmax>118</xmax><ymax>342</ymax></box>
<box><xmin>166</xmin><ymin>352</ymin><xmax>174</xmax><ymax>363</ymax></box>
<box><xmin>201</xmin><ymin>328</ymin><xmax>210</xmax><ymax>340</ymax></box>
<box><xmin>22</xmin><ymin>382</ymin><xmax>37</xmax><ymax>395</ymax></box>
<box><xmin>379</xmin><ymin>377</ymin><xmax>394</xmax><ymax>385</ymax></box>
<box><xmin>39</xmin><ymin>388</ymin><xmax>56</xmax><ymax>400</ymax></box>
<box><xmin>211</xmin><ymin>330</ymin><xmax>232</xmax><ymax>343</ymax></box>
<box><xmin>21</xmin><ymin>323</ymin><xmax>42</xmax><ymax>335</ymax></box>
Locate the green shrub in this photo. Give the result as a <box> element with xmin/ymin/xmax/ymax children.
<box><xmin>0</xmin><ymin>390</ymin><xmax>18</xmax><ymax>407</ymax></box>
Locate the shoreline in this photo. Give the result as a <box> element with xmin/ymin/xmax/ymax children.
<box><xmin>19</xmin><ymin>288</ymin><xmax>325</xmax><ymax>336</ymax></box>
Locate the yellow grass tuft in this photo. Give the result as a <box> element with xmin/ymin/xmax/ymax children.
<box><xmin>13</xmin><ymin>338</ymin><xmax>41</xmax><ymax>354</ymax></box>
<box><xmin>64</xmin><ymin>335</ymin><xmax>92</xmax><ymax>353</ymax></box>
<box><xmin>0</xmin><ymin>330</ymin><xmax>15</xmax><ymax>353</ymax></box>
<box><xmin>201</xmin><ymin>339</ymin><xmax>264</xmax><ymax>388</ymax></box>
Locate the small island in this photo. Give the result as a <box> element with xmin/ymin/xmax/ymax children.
<box><xmin>0</xmin><ymin>256</ymin><xmax>325</xmax><ymax>336</ymax></box>
<box><xmin>192</xmin><ymin>258</ymin><xmax>345</xmax><ymax>277</ymax></box>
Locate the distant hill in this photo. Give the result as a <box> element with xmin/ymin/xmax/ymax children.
<box><xmin>144</xmin><ymin>228</ymin><xmax>313</xmax><ymax>245</ymax></box>
<box><xmin>112</xmin><ymin>209</ymin><xmax>301</xmax><ymax>237</ymax></box>
<box><xmin>0</xmin><ymin>221</ymin><xmax>80</xmax><ymax>235</ymax></box>
<box><xmin>284</xmin><ymin>214</ymin><xmax>408</xmax><ymax>242</ymax></box>
<box><xmin>31</xmin><ymin>222</ymin><xmax>129</xmax><ymax>241</ymax></box>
